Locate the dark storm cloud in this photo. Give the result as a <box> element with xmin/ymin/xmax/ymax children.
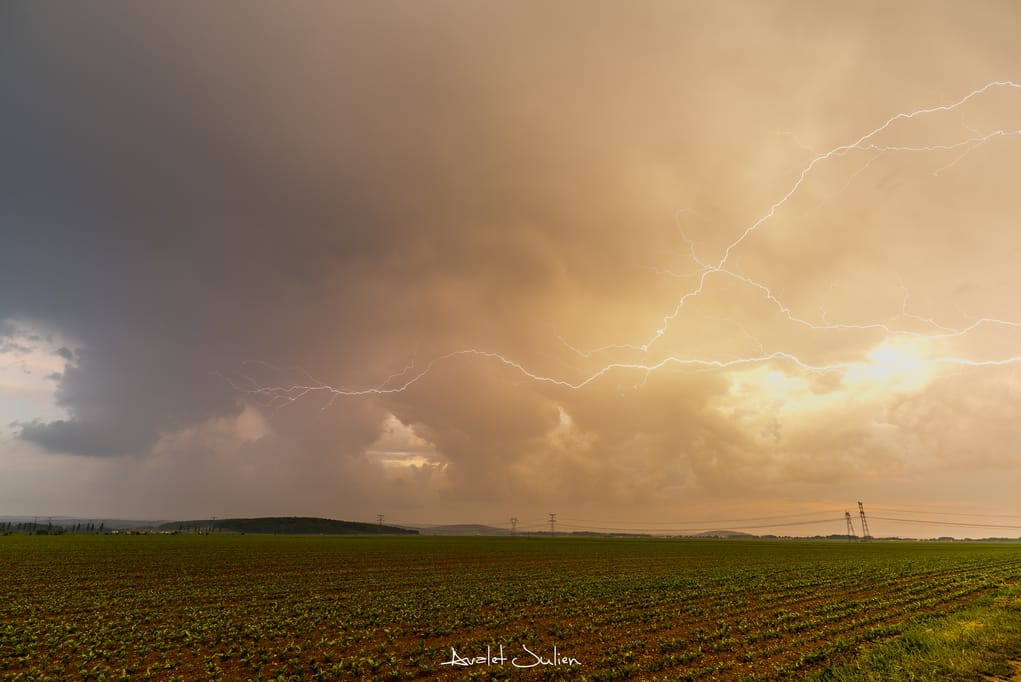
<box><xmin>0</xmin><ymin>4</ymin><xmax>400</xmax><ymax>455</ymax></box>
<box><xmin>1</xmin><ymin>1</ymin><xmax>690</xmax><ymax>458</ymax></box>
<box><xmin>17</xmin><ymin>418</ymin><xmax>130</xmax><ymax>458</ymax></box>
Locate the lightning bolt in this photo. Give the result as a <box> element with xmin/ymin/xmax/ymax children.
<box><xmin>633</xmin><ymin>81</ymin><xmax>1021</xmax><ymax>353</ymax></box>
<box><xmin>233</xmin><ymin>81</ymin><xmax>1021</xmax><ymax>406</ymax></box>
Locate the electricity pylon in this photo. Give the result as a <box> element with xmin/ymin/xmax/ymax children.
<box><xmin>858</xmin><ymin>502</ymin><xmax>872</xmax><ymax>541</ymax></box>
<box><xmin>845</xmin><ymin>511</ymin><xmax>857</xmax><ymax>541</ymax></box>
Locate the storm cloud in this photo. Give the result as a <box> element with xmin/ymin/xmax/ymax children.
<box><xmin>2</xmin><ymin>2</ymin><xmax>1021</xmax><ymax>533</ymax></box>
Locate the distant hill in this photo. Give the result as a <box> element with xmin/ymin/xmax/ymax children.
<box><xmin>406</xmin><ymin>524</ymin><xmax>511</xmax><ymax>536</ymax></box>
<box><xmin>692</xmin><ymin>530</ymin><xmax>757</xmax><ymax>539</ymax></box>
<box><xmin>405</xmin><ymin>525</ymin><xmax>655</xmax><ymax>537</ymax></box>
<box><xmin>157</xmin><ymin>516</ymin><xmax>418</xmax><ymax>535</ymax></box>
<box><xmin>566</xmin><ymin>531</ymin><xmax>652</xmax><ymax>538</ymax></box>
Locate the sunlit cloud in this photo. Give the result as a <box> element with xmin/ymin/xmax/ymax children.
<box><xmin>2</xmin><ymin>2</ymin><xmax>1021</xmax><ymax>537</ymax></box>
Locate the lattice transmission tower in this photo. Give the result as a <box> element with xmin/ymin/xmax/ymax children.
<box><xmin>845</xmin><ymin>511</ymin><xmax>857</xmax><ymax>541</ymax></box>
<box><xmin>858</xmin><ymin>502</ymin><xmax>872</xmax><ymax>541</ymax></box>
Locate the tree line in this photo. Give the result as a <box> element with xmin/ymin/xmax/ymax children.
<box><xmin>1</xmin><ymin>521</ymin><xmax>105</xmax><ymax>535</ymax></box>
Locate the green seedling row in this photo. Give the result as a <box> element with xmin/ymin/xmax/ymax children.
<box><xmin>2</xmin><ymin>535</ymin><xmax>1020</xmax><ymax>680</ymax></box>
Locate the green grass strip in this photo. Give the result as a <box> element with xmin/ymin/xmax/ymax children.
<box><xmin>810</xmin><ymin>582</ymin><xmax>1021</xmax><ymax>681</ymax></box>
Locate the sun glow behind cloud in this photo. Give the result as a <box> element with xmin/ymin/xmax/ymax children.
<box><xmin>366</xmin><ymin>414</ymin><xmax>447</xmax><ymax>472</ymax></box>
<box><xmin>845</xmin><ymin>340</ymin><xmax>931</xmax><ymax>391</ymax></box>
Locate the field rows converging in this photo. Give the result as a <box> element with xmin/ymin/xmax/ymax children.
<box><xmin>2</xmin><ymin>535</ymin><xmax>1021</xmax><ymax>681</ymax></box>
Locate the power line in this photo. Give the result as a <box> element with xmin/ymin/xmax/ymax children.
<box><xmin>390</xmin><ymin>505</ymin><xmax>1021</xmax><ymax>537</ymax></box>
<box><xmin>872</xmin><ymin>516</ymin><xmax>1021</xmax><ymax>530</ymax></box>
<box><xmin>559</xmin><ymin>510</ymin><xmax>844</xmax><ymax>526</ymax></box>
<box><xmin>555</xmin><ymin>517</ymin><xmax>843</xmax><ymax>534</ymax></box>
<box><xmin>870</xmin><ymin>507</ymin><xmax>1021</xmax><ymax>519</ymax></box>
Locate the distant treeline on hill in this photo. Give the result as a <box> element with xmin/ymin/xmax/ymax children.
<box><xmin>156</xmin><ymin>517</ymin><xmax>418</xmax><ymax>535</ymax></box>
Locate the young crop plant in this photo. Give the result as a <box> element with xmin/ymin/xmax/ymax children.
<box><xmin>2</xmin><ymin>535</ymin><xmax>1021</xmax><ymax>679</ymax></box>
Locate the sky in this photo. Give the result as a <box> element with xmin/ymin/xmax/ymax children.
<box><xmin>3</xmin><ymin>2</ymin><xmax>1021</xmax><ymax>538</ymax></box>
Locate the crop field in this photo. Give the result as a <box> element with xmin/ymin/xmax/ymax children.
<box><xmin>2</xmin><ymin>535</ymin><xmax>1021</xmax><ymax>681</ymax></box>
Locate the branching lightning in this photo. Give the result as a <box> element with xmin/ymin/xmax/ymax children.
<box><xmin>234</xmin><ymin>81</ymin><xmax>1021</xmax><ymax>406</ymax></box>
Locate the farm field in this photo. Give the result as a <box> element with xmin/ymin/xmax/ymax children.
<box><xmin>2</xmin><ymin>535</ymin><xmax>1021</xmax><ymax>680</ymax></box>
